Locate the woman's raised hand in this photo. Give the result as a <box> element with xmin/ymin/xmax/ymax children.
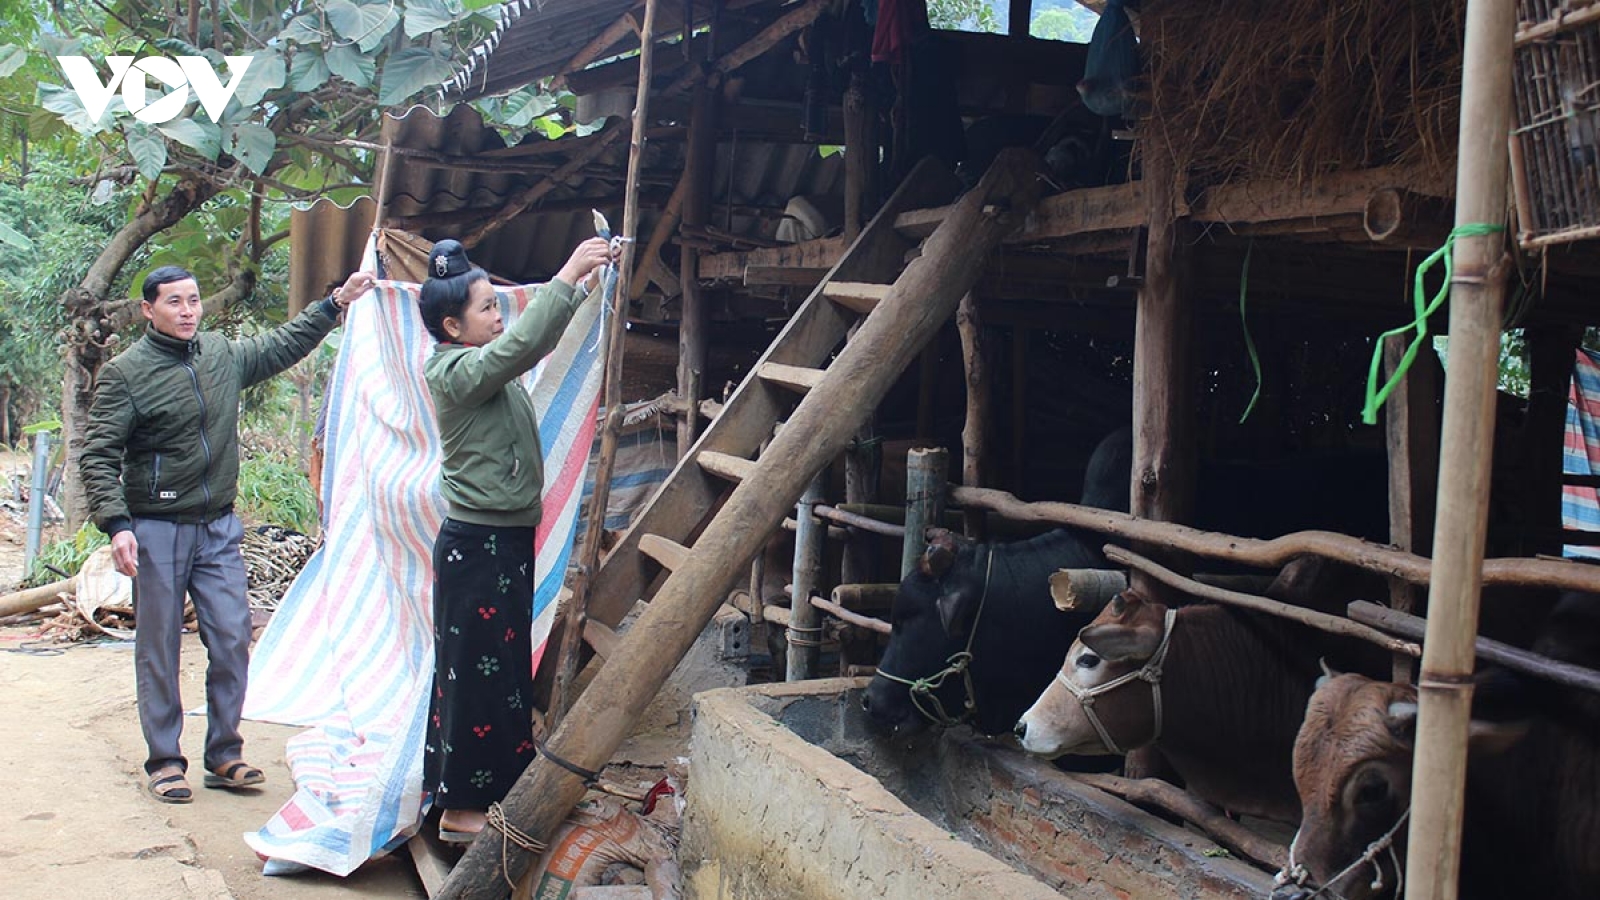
<box><xmin>555</xmin><ymin>237</ymin><xmax>615</xmax><ymax>288</ymax></box>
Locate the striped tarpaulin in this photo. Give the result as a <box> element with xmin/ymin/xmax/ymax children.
<box><xmin>241</xmin><ymin>276</ymin><xmax>602</xmax><ymax>875</ymax></box>
<box><xmin>1563</xmin><ymin>348</ymin><xmax>1600</xmax><ymax>560</ymax></box>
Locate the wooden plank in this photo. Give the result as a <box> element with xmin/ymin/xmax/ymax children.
<box><xmin>1382</xmin><ymin>332</ymin><xmax>1441</xmax><ymax>682</ymax></box>
<box><xmin>758</xmin><ymin>362</ymin><xmax>827</xmax><ymax>393</ymax></box>
<box><xmin>638</xmin><ymin>533</ymin><xmax>692</xmax><ymax>571</ymax></box>
<box><xmin>743</xmin><ymin>264</ymin><xmax>830</xmax><ymax>287</ymax></box>
<box><xmin>1192</xmin><ymin>164</ymin><xmax>1453</xmax><ymax>223</ymax></box>
<box><xmin>698</xmin><ymin>451</ymin><xmax>757</xmax><ymax>483</ymax></box>
<box><xmin>822</xmin><ymin>281</ymin><xmax>892</xmax><ymax>314</ymax></box>
<box><xmin>406</xmin><ymin>829</ymin><xmax>455</xmax><ymax>899</ymax></box>
<box><xmin>445</xmin><ymin>148</ymin><xmax>1041</xmax><ymax>900</ymax></box>
<box><xmin>699</xmin><ymin>236</ymin><xmax>847</xmax><ymax>281</ymax></box>
<box><xmin>583</xmin><ymin>619</ymin><xmax>619</xmax><ymax>659</ymax></box>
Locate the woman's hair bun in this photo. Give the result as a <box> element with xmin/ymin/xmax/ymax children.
<box><xmin>428</xmin><ymin>239</ymin><xmax>472</xmax><ymax>279</ymax></box>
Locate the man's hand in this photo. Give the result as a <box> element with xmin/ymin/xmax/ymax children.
<box><xmin>336</xmin><ymin>271</ymin><xmax>377</xmax><ymax>309</ymax></box>
<box><xmin>112</xmin><ymin>530</ymin><xmax>139</xmax><ymax>578</ymax></box>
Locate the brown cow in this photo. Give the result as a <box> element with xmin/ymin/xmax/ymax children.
<box><xmin>1274</xmin><ymin>595</ymin><xmax>1600</xmax><ymax>900</ymax></box>
<box><xmin>1013</xmin><ymin>579</ymin><xmax>1382</xmax><ymax>823</ymax></box>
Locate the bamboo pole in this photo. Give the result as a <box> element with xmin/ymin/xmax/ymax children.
<box><xmin>434</xmin><ymin>148</ymin><xmax>1041</xmax><ymax>900</ymax></box>
<box><xmin>949</xmin><ymin>485</ymin><xmax>1600</xmax><ymax>595</ymax></box>
<box><xmin>548</xmin><ymin>0</ymin><xmax>660</xmax><ymax>731</ymax></box>
<box><xmin>0</xmin><ymin>578</ymin><xmax>75</xmax><ymax>618</ymax></box>
<box><xmin>814</xmin><ymin>504</ymin><xmax>904</xmax><ymax>537</ymax></box>
<box><xmin>1406</xmin><ymin>2</ymin><xmax>1517</xmax><ymax>897</ymax></box>
<box><xmin>902</xmin><ymin>448</ymin><xmax>949</xmax><ymax>577</ymax></box>
<box><xmin>787</xmin><ymin>474</ymin><xmax>825</xmax><ymax>680</ymax></box>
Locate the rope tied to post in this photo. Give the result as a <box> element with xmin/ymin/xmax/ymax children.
<box><xmin>486</xmin><ymin>802</ymin><xmax>549</xmax><ymax>891</ymax></box>
<box><xmin>1360</xmin><ymin>223</ymin><xmax>1506</xmax><ymax>425</ymax></box>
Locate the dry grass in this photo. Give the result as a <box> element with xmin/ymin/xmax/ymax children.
<box><xmin>1140</xmin><ymin>0</ymin><xmax>1465</xmax><ymax>189</ymax></box>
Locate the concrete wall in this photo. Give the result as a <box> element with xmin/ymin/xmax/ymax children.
<box><xmin>683</xmin><ymin>679</ymin><xmax>1274</xmax><ymax>900</ymax></box>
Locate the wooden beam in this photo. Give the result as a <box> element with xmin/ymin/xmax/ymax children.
<box><xmin>553</xmin><ymin>8</ymin><xmax>642</xmax><ymax>89</ymax></box>
<box><xmin>1382</xmin><ymin>332</ymin><xmax>1442</xmax><ymax>682</ymax></box>
<box><xmin>742</xmin><ymin>264</ymin><xmax>830</xmax><ymax>287</ymax></box>
<box><xmin>583</xmin><ymin>619</ymin><xmax>619</xmax><ymax>659</ymax></box>
<box><xmin>1130</xmin><ymin>137</ymin><xmax>1195</xmax><ymax>599</ymax></box>
<box><xmin>1350</xmin><ymin>601</ymin><xmax>1600</xmax><ymax>695</ymax></box>
<box><xmin>700</xmin><ymin>236</ymin><xmax>847</xmax><ymax>280</ymax></box>
<box><xmin>678</xmin><ymin>79</ymin><xmax>719</xmax><ymax>455</ymax></box>
<box><xmin>843</xmin><ymin>73</ymin><xmax>877</xmax><ymax>241</ymax></box>
<box><xmin>957</xmin><ymin>291</ymin><xmax>989</xmax><ymax>538</ymax></box>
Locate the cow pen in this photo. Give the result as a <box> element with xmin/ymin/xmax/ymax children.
<box><xmin>270</xmin><ymin>0</ymin><xmax>1600</xmax><ymax>897</ymax></box>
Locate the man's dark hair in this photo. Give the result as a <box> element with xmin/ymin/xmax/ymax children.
<box><xmin>142</xmin><ymin>266</ymin><xmax>198</xmax><ymax>304</ymax></box>
<box><xmin>419</xmin><ymin>268</ymin><xmax>489</xmax><ymax>343</ymax></box>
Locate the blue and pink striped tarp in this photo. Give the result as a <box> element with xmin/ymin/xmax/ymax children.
<box><xmin>241</xmin><ymin>276</ymin><xmax>602</xmax><ymax>875</ymax></box>
<box><xmin>1563</xmin><ymin>348</ymin><xmax>1600</xmax><ymax>560</ymax></box>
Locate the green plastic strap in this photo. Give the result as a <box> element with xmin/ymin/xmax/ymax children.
<box><xmin>1360</xmin><ymin>223</ymin><xmax>1506</xmax><ymax>425</ymax></box>
<box><xmin>1238</xmin><ymin>240</ymin><xmax>1261</xmax><ymax>423</ymax></box>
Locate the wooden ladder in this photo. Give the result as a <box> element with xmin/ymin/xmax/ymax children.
<box><xmin>450</xmin><ymin>150</ymin><xmax>1044</xmax><ymax>895</ymax></box>
<box><xmin>533</xmin><ymin>150</ymin><xmax>1043</xmax><ymax>702</ymax></box>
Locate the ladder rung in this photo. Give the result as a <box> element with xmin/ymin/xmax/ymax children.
<box><xmin>893</xmin><ymin>205</ymin><xmax>948</xmax><ymax>239</ymax></box>
<box><xmin>823</xmin><ymin>281</ymin><xmax>891</xmax><ymax>315</ymax></box>
<box><xmin>758</xmin><ymin>362</ymin><xmax>827</xmax><ymax>394</ymax></box>
<box><xmin>698</xmin><ymin>451</ymin><xmax>757</xmax><ymax>484</ymax></box>
<box><xmin>639</xmin><ymin>533</ymin><xmax>692</xmax><ymax>571</ymax></box>
<box><xmin>583</xmin><ymin>619</ymin><xmax>619</xmax><ymax>658</ymax></box>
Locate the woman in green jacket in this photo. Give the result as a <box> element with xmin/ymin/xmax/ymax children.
<box><xmin>418</xmin><ymin>237</ymin><xmax>611</xmax><ymax>842</ymax></box>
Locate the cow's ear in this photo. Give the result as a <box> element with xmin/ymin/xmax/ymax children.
<box><xmin>936</xmin><ymin>587</ymin><xmax>978</xmax><ymax>637</ymax></box>
<box><xmin>1079</xmin><ymin>623</ymin><xmax>1160</xmax><ymax>663</ymax></box>
<box><xmin>1385</xmin><ymin>700</ymin><xmax>1418</xmax><ymax>748</ymax></box>
<box><xmin>1466</xmin><ymin>716</ymin><xmax>1530</xmax><ymax>757</ymax></box>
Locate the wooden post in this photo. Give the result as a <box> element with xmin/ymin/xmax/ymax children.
<box><xmin>1523</xmin><ymin>326</ymin><xmax>1581</xmax><ymax>556</ymax></box>
<box><xmin>1383</xmin><ymin>333</ymin><xmax>1441</xmax><ymax>683</ymax></box>
<box><xmin>902</xmin><ymin>447</ymin><xmax>949</xmax><ymax>578</ymax></box>
<box><xmin>1130</xmin><ymin>132</ymin><xmax>1195</xmax><ymax>597</ymax></box>
<box><xmin>842</xmin><ymin>73</ymin><xmax>877</xmax><ymax>242</ymax></box>
<box><xmin>678</xmin><ymin>79</ymin><xmax>719</xmax><ymax>457</ymax></box>
<box><xmin>548</xmin><ymin>0</ymin><xmax>660</xmax><ymax>730</ymax></box>
<box><xmin>957</xmin><ymin>292</ymin><xmax>989</xmax><ymax>539</ymax></box>
<box><xmin>1009</xmin><ymin>0</ymin><xmax>1032</xmax><ymax>37</ymax></box>
<box><xmin>842</xmin><ymin>419</ymin><xmax>881</xmax><ymax>587</ymax></box>
<box><xmin>1010</xmin><ymin>326</ymin><xmax>1028</xmax><ymax>492</ymax></box>
<box><xmin>915</xmin><ymin>345</ymin><xmax>939</xmax><ymax>441</ymax></box>
<box><xmin>787</xmin><ymin>473</ymin><xmax>826</xmax><ymax>680</ymax></box>
<box><xmin>435</xmin><ymin>148</ymin><xmax>1041</xmax><ymax>900</ymax></box>
<box><xmin>1405</xmin><ymin>2</ymin><xmax>1516</xmax><ymax>898</ymax></box>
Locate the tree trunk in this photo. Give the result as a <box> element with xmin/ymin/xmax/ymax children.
<box><xmin>61</xmin><ymin>176</ymin><xmax>218</xmax><ymax>526</ymax></box>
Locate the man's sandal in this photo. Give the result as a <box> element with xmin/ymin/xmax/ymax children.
<box><xmin>147</xmin><ymin>770</ymin><xmax>193</xmax><ymax>804</ymax></box>
<box><xmin>203</xmin><ymin>760</ymin><xmax>266</xmax><ymax>790</ymax></box>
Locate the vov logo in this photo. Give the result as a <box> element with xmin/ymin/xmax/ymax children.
<box><xmin>56</xmin><ymin>55</ymin><xmax>254</xmax><ymax>125</ymax></box>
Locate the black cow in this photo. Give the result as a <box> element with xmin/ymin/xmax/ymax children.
<box><xmin>862</xmin><ymin>525</ymin><xmax>1108</xmax><ymax>738</ymax></box>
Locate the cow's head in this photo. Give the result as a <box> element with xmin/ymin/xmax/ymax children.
<box><xmin>1274</xmin><ymin>673</ymin><xmax>1527</xmax><ymax>900</ymax></box>
<box><xmin>1015</xmin><ymin>589</ymin><xmax>1170</xmax><ymax>757</ymax></box>
<box><xmin>863</xmin><ymin>528</ymin><xmax>990</xmax><ymax>736</ymax></box>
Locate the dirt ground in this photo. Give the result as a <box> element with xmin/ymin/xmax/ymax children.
<box><xmin>0</xmin><ymin>450</ymin><xmax>703</xmax><ymax>900</ymax></box>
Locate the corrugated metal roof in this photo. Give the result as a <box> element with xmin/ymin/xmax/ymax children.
<box><xmin>339</xmin><ymin>104</ymin><xmax>843</xmax><ymax>303</ymax></box>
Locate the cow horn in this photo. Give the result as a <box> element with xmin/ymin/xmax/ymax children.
<box><xmin>1315</xmin><ymin>657</ymin><xmax>1342</xmax><ymax>689</ymax></box>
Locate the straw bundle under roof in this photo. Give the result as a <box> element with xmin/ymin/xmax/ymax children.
<box><xmin>1142</xmin><ymin>0</ymin><xmax>1465</xmax><ymax>190</ymax></box>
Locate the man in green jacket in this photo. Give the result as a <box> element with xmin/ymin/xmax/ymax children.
<box><xmin>80</xmin><ymin>265</ymin><xmax>373</xmax><ymax>803</ymax></box>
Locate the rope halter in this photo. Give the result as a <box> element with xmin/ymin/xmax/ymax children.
<box><xmin>875</xmin><ymin>548</ymin><xmax>994</xmax><ymax>729</ymax></box>
<box><xmin>1052</xmin><ymin>607</ymin><xmax>1178</xmax><ymax>756</ymax></box>
<box><xmin>1272</xmin><ymin>807</ymin><xmax>1411</xmax><ymax>900</ymax></box>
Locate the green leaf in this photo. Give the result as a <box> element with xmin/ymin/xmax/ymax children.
<box><xmin>499</xmin><ymin>88</ymin><xmax>555</xmax><ymax>128</ymax></box>
<box><xmin>157</xmin><ymin>119</ymin><xmax>223</xmax><ymax>159</ymax></box>
<box><xmin>461</xmin><ymin>0</ymin><xmax>500</xmax><ymax>9</ymax></box>
<box><xmin>153</xmin><ymin>37</ymin><xmax>204</xmax><ymax>56</ymax></box>
<box><xmin>125</xmin><ymin>122</ymin><xmax>168</xmax><ymax>180</ymax></box>
<box><xmin>38</xmin><ymin>82</ymin><xmax>108</xmax><ymax>135</ymax></box>
<box><xmin>21</xmin><ymin>419</ymin><xmax>61</xmax><ymax>436</ymax></box>
<box><xmin>232</xmin><ymin>49</ymin><xmax>286</xmax><ymax>108</ymax></box>
<box><xmin>0</xmin><ymin>220</ymin><xmax>32</xmax><ymax>250</ymax></box>
<box><xmin>530</xmin><ymin>114</ymin><xmax>566</xmax><ymax>140</ymax></box>
<box><xmin>818</xmin><ymin>144</ymin><xmax>844</xmax><ymax>158</ymax></box>
<box><xmin>289</xmin><ymin>49</ymin><xmax>332</xmax><ymax>92</ymax></box>
<box><xmin>226</xmin><ymin>123</ymin><xmax>276</xmax><ymax>175</ymax></box>
<box><xmin>281</xmin><ymin>14</ymin><xmax>327</xmax><ymax>45</ymax></box>
<box><xmin>326</xmin><ymin>43</ymin><xmax>376</xmax><ymax>88</ymax></box>
<box><xmin>0</xmin><ymin>45</ymin><xmax>25</xmax><ymax>79</ymax></box>
<box><xmin>403</xmin><ymin>0</ymin><xmax>457</xmax><ymax>38</ymax></box>
<box><xmin>325</xmin><ymin>0</ymin><xmax>401</xmax><ymax>53</ymax></box>
<box><xmin>377</xmin><ymin>47</ymin><xmax>455</xmax><ymax>106</ymax></box>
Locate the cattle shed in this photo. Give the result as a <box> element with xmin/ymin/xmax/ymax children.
<box><xmin>290</xmin><ymin>1</ymin><xmax>1600</xmax><ymax>898</ymax></box>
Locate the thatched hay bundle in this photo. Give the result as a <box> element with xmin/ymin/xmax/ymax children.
<box><xmin>1143</xmin><ymin>0</ymin><xmax>1464</xmax><ymax>188</ymax></box>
